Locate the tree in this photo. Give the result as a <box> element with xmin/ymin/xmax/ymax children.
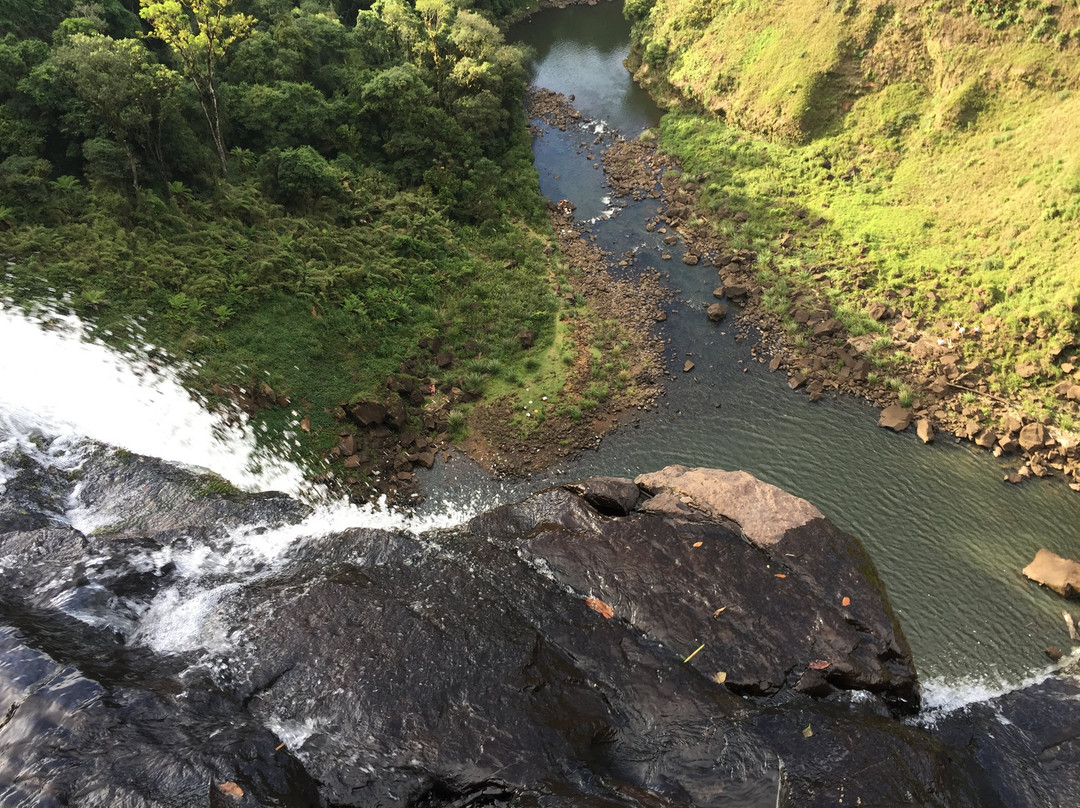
<box><xmin>139</xmin><ymin>0</ymin><xmax>255</xmax><ymax>173</ymax></box>
<box><xmin>50</xmin><ymin>33</ymin><xmax>179</xmax><ymax>191</ymax></box>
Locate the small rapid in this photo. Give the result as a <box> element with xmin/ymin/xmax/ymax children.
<box><xmin>0</xmin><ymin>302</ymin><xmax>495</xmax><ymax>666</ymax></box>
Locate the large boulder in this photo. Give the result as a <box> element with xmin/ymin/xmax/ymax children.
<box><xmin>879</xmin><ymin>404</ymin><xmax>913</xmax><ymax>432</ymax></box>
<box><xmin>1023</xmin><ymin>548</ymin><xmax>1080</xmax><ymax>598</ymax></box>
<box><xmin>2</xmin><ymin>444</ymin><xmax>1068</xmax><ymax>808</ymax></box>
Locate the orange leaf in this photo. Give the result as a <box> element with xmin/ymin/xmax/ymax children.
<box><xmin>808</xmin><ymin>659</ymin><xmax>831</xmax><ymax>670</ymax></box>
<box><xmin>841</xmin><ymin>596</ymin><xmax>851</xmax><ymax>607</ymax></box>
<box><xmin>713</xmin><ymin>671</ymin><xmax>727</xmax><ymax>684</ymax></box>
<box><xmin>692</xmin><ymin>541</ymin><xmax>703</xmax><ymax>548</ymax></box>
<box><xmin>774</xmin><ymin>573</ymin><xmax>787</xmax><ymax>579</ymax></box>
<box><xmin>585</xmin><ymin>596</ymin><xmax>614</xmax><ymax>619</ymax></box>
<box><xmin>217</xmin><ymin>782</ymin><xmax>244</xmax><ymax>800</ymax></box>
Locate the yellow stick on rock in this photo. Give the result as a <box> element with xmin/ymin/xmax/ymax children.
<box><xmin>684</xmin><ymin>643</ymin><xmax>705</xmax><ymax>663</ymax></box>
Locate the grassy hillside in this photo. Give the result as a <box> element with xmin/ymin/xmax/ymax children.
<box><xmin>630</xmin><ymin>0</ymin><xmax>1080</xmax><ymax>433</ymax></box>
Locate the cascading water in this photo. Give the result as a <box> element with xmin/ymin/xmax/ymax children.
<box><xmin>0</xmin><ymin>302</ymin><xmax>494</xmax><ymax>661</ymax></box>
<box><xmin>0</xmin><ymin>302</ymin><xmax>307</xmax><ymax>498</ymax></box>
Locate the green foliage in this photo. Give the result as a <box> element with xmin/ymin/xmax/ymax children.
<box><xmin>0</xmin><ymin>0</ymin><xmax>554</xmax><ymax>466</ymax></box>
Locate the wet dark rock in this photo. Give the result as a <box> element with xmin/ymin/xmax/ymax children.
<box><xmin>0</xmin><ymin>448</ymin><xmax>1074</xmax><ymax>807</ymax></box>
<box><xmin>932</xmin><ymin>667</ymin><xmax>1080</xmax><ymax>807</ymax></box>
<box><xmin>562</xmin><ymin>476</ymin><xmax>640</xmax><ymax>516</ymax></box>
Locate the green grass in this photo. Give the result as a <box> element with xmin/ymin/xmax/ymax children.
<box><xmin>633</xmin><ymin>0</ymin><xmax>1080</xmax><ymax>422</ymax></box>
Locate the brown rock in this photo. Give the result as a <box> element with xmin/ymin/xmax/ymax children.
<box><xmin>343</xmin><ymin>454</ymin><xmax>363</xmax><ymax>469</ymax></box>
<box><xmin>974</xmin><ymin>429</ymin><xmax>998</xmax><ymax>449</ymax></box>
<box><xmin>812</xmin><ymin>318</ymin><xmax>843</xmax><ymax>338</ymax></box>
<box><xmin>706</xmin><ymin>302</ymin><xmax>729</xmax><ymax>322</ymax></box>
<box><xmin>1016</xmin><ymin>360</ymin><xmax>1040</xmax><ymax>379</ymax></box>
<box><xmin>866</xmin><ymin>301</ymin><xmax>889</xmax><ymax>321</ymax></box>
<box><xmin>769</xmin><ymin>356</ymin><xmax>782</xmax><ymax>372</ymax></box>
<box><xmin>1068</xmin><ymin>385</ymin><xmax>1080</xmax><ymax>402</ymax></box>
<box><xmin>416</xmin><ymin>450</ymin><xmax>436</xmax><ymax>469</ymax></box>
<box><xmin>1019</xmin><ymin>422</ymin><xmax>1048</xmax><ymax>451</ymax></box>
<box><xmin>337</xmin><ymin>434</ymin><xmax>356</xmax><ymax>457</ymax></box>
<box><xmin>1003</xmin><ymin>471</ymin><xmax>1022</xmax><ymax>484</ymax></box>
<box><xmin>916</xmin><ymin>419</ymin><xmax>935</xmax><ymax>444</ymax></box>
<box><xmin>1023</xmin><ymin>548</ymin><xmax>1080</xmax><ymax>598</ymax></box>
<box><xmin>878</xmin><ymin>405</ymin><xmax>912</xmax><ymax>432</ymax></box>
<box><xmin>635</xmin><ymin>466</ymin><xmax>825</xmax><ymax>547</ymax></box>
<box><xmin>788</xmin><ymin>373</ymin><xmax>807</xmax><ymax>390</ymax></box>
<box><xmin>349</xmin><ymin>401</ymin><xmax>387</xmax><ymax>426</ymax></box>
<box><xmin>682</xmin><ymin>253</ymin><xmax>700</xmax><ymax>266</ymax></box>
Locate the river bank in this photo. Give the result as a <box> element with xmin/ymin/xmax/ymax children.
<box><xmin>618</xmin><ymin>0</ymin><xmax>1080</xmax><ymax>490</ymax></box>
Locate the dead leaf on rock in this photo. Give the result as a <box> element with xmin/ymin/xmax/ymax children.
<box><xmin>842</xmin><ymin>596</ymin><xmax>851</xmax><ymax>607</ymax></box>
<box><xmin>217</xmin><ymin>782</ymin><xmax>244</xmax><ymax>800</ymax></box>
<box><xmin>692</xmin><ymin>541</ymin><xmax>703</xmax><ymax>548</ymax></box>
<box><xmin>802</xmin><ymin>723</ymin><xmax>813</xmax><ymax>739</ymax></box>
<box><xmin>808</xmin><ymin>659</ymin><xmax>831</xmax><ymax>670</ymax></box>
<box><xmin>585</xmin><ymin>596</ymin><xmax>614</xmax><ymax>619</ymax></box>
<box><xmin>712</xmin><ymin>606</ymin><xmax>727</xmax><ymax>618</ymax></box>
<box><xmin>713</xmin><ymin>671</ymin><xmax>727</xmax><ymax>684</ymax></box>
<box><xmin>774</xmin><ymin>573</ymin><xmax>787</xmax><ymax>579</ymax></box>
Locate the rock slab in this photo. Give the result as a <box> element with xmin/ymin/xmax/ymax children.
<box><xmin>1023</xmin><ymin>548</ymin><xmax>1080</xmax><ymax>598</ymax></box>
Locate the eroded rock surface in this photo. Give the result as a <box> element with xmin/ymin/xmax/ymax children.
<box><xmin>1</xmin><ymin>446</ymin><xmax>1077</xmax><ymax>807</ymax></box>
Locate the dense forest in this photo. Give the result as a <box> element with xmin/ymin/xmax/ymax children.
<box><xmin>0</xmin><ymin>0</ymin><xmax>566</xmax><ymax>478</ymax></box>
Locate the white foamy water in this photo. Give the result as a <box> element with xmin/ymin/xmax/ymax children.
<box><xmin>0</xmin><ymin>303</ymin><xmax>307</xmax><ymax>497</ymax></box>
<box><xmin>917</xmin><ymin>650</ymin><xmax>1080</xmax><ymax>722</ymax></box>
<box><xmin>0</xmin><ymin>303</ymin><xmax>497</xmax><ymax>655</ymax></box>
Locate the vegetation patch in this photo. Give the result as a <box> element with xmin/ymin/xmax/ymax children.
<box><xmin>632</xmin><ymin>0</ymin><xmax>1080</xmax><ymax>441</ymax></box>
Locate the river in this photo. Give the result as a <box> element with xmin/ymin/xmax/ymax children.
<box><xmin>506</xmin><ymin>0</ymin><xmax>1080</xmax><ymax>698</ymax></box>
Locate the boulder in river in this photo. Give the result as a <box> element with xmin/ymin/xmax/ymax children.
<box><xmin>706</xmin><ymin>302</ymin><xmax>728</xmax><ymax>322</ymax></box>
<box><xmin>878</xmin><ymin>404</ymin><xmax>913</xmax><ymax>431</ymax></box>
<box><xmin>1023</xmin><ymin>548</ymin><xmax>1080</xmax><ymax>598</ymax></box>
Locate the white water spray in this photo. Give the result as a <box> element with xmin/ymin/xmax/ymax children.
<box><xmin>0</xmin><ymin>303</ymin><xmax>504</xmax><ymax>655</ymax></box>
<box><xmin>0</xmin><ymin>302</ymin><xmax>307</xmax><ymax>496</ymax></box>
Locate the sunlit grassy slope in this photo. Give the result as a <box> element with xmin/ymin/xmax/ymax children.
<box><xmin>630</xmin><ymin>0</ymin><xmax>1080</xmax><ymax>418</ymax></box>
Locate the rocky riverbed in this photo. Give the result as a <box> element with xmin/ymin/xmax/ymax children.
<box><xmin>533</xmin><ymin>82</ymin><xmax>1080</xmax><ymax>492</ymax></box>
<box><xmin>2</xmin><ymin>438</ymin><xmax>1079</xmax><ymax>806</ymax></box>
